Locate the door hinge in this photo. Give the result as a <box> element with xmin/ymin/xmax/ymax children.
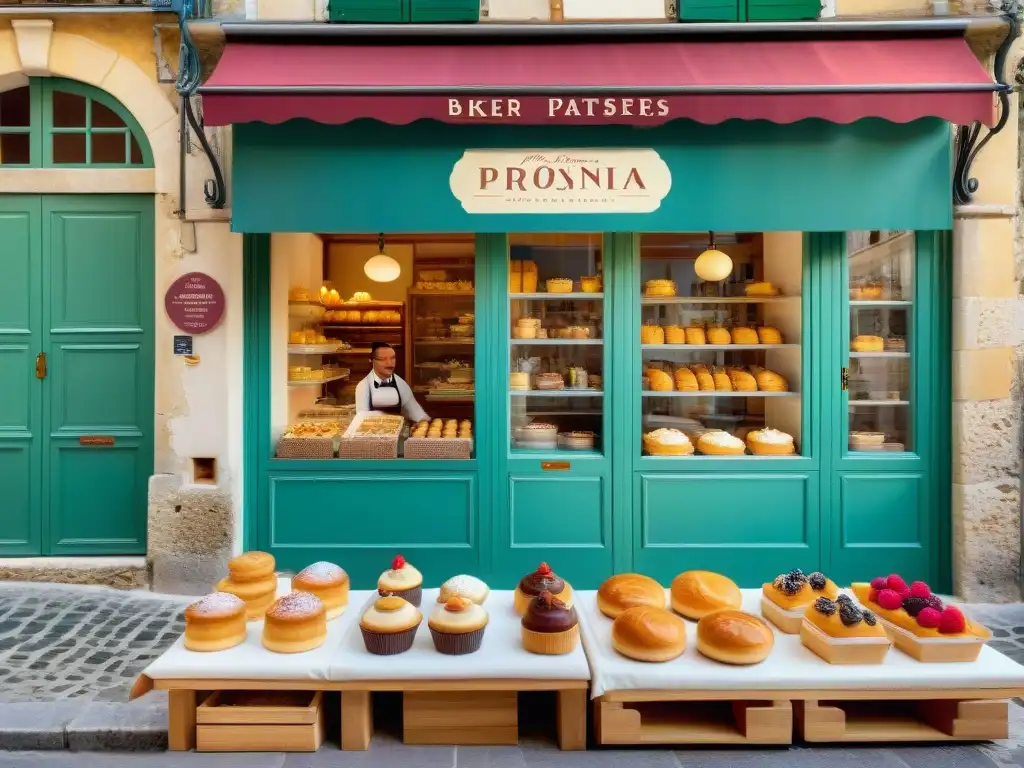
<box><xmin>35</xmin><ymin>352</ymin><xmax>46</xmax><ymax>380</ymax></box>
<box><xmin>841</xmin><ymin>366</ymin><xmax>850</xmax><ymax>391</ymax></box>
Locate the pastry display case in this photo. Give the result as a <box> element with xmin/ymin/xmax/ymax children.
<box><xmin>846</xmin><ymin>231</ymin><xmax>913</xmax><ymax>452</ymax></box>
<box><xmin>638</xmin><ymin>233</ymin><xmax>802</xmax><ymax>457</ymax></box>
<box><xmin>408</xmin><ymin>240</ymin><xmax>476</xmax><ymax>422</ymax></box>
<box><xmin>509</xmin><ymin>234</ymin><xmax>605</xmax><ymax>455</ymax></box>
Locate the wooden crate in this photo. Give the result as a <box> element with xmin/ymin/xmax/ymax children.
<box><xmin>404</xmin><ymin>690</ymin><xmax>518</xmax><ymax>745</ymax></box>
<box><xmin>796</xmin><ymin>698</ymin><xmax>1010</xmax><ymax>743</ymax></box>
<box><xmin>195</xmin><ymin>691</ymin><xmax>325</xmax><ymax>752</ymax></box>
<box><xmin>595</xmin><ymin>696</ymin><xmax>793</xmax><ymax>745</ymax></box>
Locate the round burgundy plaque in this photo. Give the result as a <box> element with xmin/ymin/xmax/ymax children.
<box><xmin>165</xmin><ymin>272</ymin><xmax>225</xmax><ymax>334</ymax></box>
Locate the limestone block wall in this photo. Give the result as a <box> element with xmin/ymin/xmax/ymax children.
<box><xmin>0</xmin><ymin>15</ymin><xmax>243</xmax><ymax>595</ymax></box>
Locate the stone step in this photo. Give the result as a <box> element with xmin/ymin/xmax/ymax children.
<box><xmin>0</xmin><ymin>557</ymin><xmax>148</xmax><ymax>590</ymax></box>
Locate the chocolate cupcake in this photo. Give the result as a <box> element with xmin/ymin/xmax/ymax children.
<box><xmin>428</xmin><ymin>595</ymin><xmax>488</xmax><ymax>655</ymax></box>
<box><xmin>514</xmin><ymin>562</ymin><xmax>572</xmax><ymax>616</ymax></box>
<box><xmin>377</xmin><ymin>554</ymin><xmax>423</xmax><ymax>607</ymax></box>
<box><xmin>521</xmin><ymin>590</ymin><xmax>580</xmax><ymax>655</ymax></box>
<box><xmin>359</xmin><ymin>595</ymin><xmax>422</xmax><ymax>655</ymax></box>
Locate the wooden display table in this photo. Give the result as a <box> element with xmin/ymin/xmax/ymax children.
<box><xmin>576</xmin><ymin>589</ymin><xmax>1024</xmax><ymax>746</ymax></box>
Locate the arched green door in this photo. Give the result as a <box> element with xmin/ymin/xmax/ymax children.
<box><xmin>0</xmin><ymin>79</ymin><xmax>154</xmax><ymax>555</ymax></box>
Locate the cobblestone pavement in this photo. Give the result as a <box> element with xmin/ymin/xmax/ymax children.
<box><xmin>0</xmin><ymin>582</ymin><xmax>191</xmax><ymax>703</ymax></box>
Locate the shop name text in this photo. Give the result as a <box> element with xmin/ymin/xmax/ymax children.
<box><xmin>479</xmin><ymin>154</ymin><xmax>647</xmax><ymax>193</ymax></box>
<box><xmin>448</xmin><ymin>97</ymin><xmax>671</xmax><ymax>120</ymax></box>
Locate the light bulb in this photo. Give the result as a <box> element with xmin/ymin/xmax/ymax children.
<box><xmin>694</xmin><ymin>248</ymin><xmax>733</xmax><ymax>282</ymax></box>
<box><xmin>364</xmin><ymin>253</ymin><xmax>401</xmax><ymax>283</ymax></box>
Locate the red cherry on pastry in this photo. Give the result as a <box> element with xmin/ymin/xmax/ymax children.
<box><xmin>885</xmin><ymin>574</ymin><xmax>909</xmax><ymax>593</ymax></box>
<box><xmin>938</xmin><ymin>606</ymin><xmax>967</xmax><ymax>634</ymax></box>
<box><xmin>391</xmin><ymin>554</ymin><xmax>406</xmax><ymax>570</ymax></box>
<box><xmin>876</xmin><ymin>589</ymin><xmax>903</xmax><ymax>610</ymax></box>
<box><xmin>537</xmin><ymin>562</ymin><xmax>552</xmax><ymax>575</ymax></box>
<box><xmin>916</xmin><ymin>607</ymin><xmax>942</xmax><ymax>629</ymax></box>
<box><xmin>909</xmin><ymin>581</ymin><xmax>931</xmax><ymax>599</ymax></box>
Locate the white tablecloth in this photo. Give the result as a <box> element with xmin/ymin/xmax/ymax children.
<box><xmin>576</xmin><ymin>588</ymin><xmax>1024</xmax><ymax>698</ymax></box>
<box><xmin>141</xmin><ymin>580</ymin><xmax>376</xmax><ymax>682</ymax></box>
<box><xmin>328</xmin><ymin>589</ymin><xmax>591</xmax><ymax>682</ymax></box>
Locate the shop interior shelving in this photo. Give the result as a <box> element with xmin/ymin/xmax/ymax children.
<box><xmin>408</xmin><ymin>286</ymin><xmax>475</xmax><ymax>420</ymax></box>
<box><xmin>286</xmin><ymin>301</ymin><xmax>351</xmax><ymax>394</ymax></box>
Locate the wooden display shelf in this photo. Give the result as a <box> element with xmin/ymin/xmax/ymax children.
<box><xmin>195</xmin><ymin>690</ymin><xmax>324</xmax><ymax>752</ymax></box>
<box><xmin>795</xmin><ymin>698</ymin><xmax>1010</xmax><ymax>742</ymax></box>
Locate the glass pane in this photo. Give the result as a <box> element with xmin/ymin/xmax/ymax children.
<box><xmin>847</xmin><ymin>231</ymin><xmax>913</xmax><ymax>452</ymax></box>
<box><xmin>92</xmin><ymin>100</ymin><xmax>126</xmax><ymax>129</ymax></box>
<box><xmin>130</xmin><ymin>135</ymin><xmax>144</xmax><ymax>165</ymax></box>
<box><xmin>0</xmin><ymin>86</ymin><xmax>31</xmax><ymax>128</ymax></box>
<box><xmin>91</xmin><ymin>132</ymin><xmax>127</xmax><ymax>164</ymax></box>
<box><xmin>639</xmin><ymin>232</ymin><xmax>803</xmax><ymax>458</ymax></box>
<box><xmin>509</xmin><ymin>234</ymin><xmax>604</xmax><ymax>455</ymax></box>
<box><xmin>52</xmin><ymin>90</ymin><xmax>87</xmax><ymax>128</ymax></box>
<box><xmin>0</xmin><ymin>133</ymin><xmax>30</xmax><ymax>165</ymax></box>
<box><xmin>274</xmin><ymin>233</ymin><xmax>476</xmax><ymax>461</ymax></box>
<box><xmin>52</xmin><ymin>132</ymin><xmax>86</xmax><ymax>164</ymax></box>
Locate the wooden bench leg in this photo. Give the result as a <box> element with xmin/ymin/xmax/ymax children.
<box><xmin>168</xmin><ymin>690</ymin><xmax>197</xmax><ymax>751</ymax></box>
<box><xmin>556</xmin><ymin>689</ymin><xmax>587</xmax><ymax>751</ymax></box>
<box><xmin>341</xmin><ymin>691</ymin><xmax>373</xmax><ymax>751</ymax></box>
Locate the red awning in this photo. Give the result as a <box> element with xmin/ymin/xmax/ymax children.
<box><xmin>200</xmin><ymin>36</ymin><xmax>996</xmax><ymax>128</ymax></box>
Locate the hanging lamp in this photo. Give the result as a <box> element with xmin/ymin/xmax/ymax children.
<box><xmin>364</xmin><ymin>233</ymin><xmax>401</xmax><ymax>283</ymax></box>
<box><xmin>693</xmin><ymin>231</ymin><xmax>733</xmax><ymax>282</ymax></box>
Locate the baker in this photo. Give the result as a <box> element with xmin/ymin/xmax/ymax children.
<box><xmin>354</xmin><ymin>342</ymin><xmax>428</xmax><ymax>423</ymax></box>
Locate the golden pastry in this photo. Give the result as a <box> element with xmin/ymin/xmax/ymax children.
<box><xmin>648</xmin><ymin>369</ymin><xmax>674</xmax><ymax>392</ymax></box>
<box><xmin>261</xmin><ymin>592</ymin><xmax>327</xmax><ymax>654</ymax></box>
<box><xmin>728</xmin><ymin>368</ymin><xmax>758</xmax><ymax>392</ymax></box>
<box><xmin>674</xmin><ymin>367</ymin><xmax>699</xmax><ymax>391</ymax></box>
<box><xmin>685</xmin><ymin>327</ymin><xmax>706</xmax><ymax>345</ymax></box>
<box><xmin>580</xmin><ymin>276</ymin><xmax>602</xmax><ymax>293</ymax></box>
<box><xmin>747</xmin><ymin>428</ymin><xmax>795</xmax><ymax>455</ymax></box>
<box><xmin>757</xmin><ymin>326</ymin><xmax>783</xmax><ymax>344</ymax></box>
<box><xmin>643</xmin><ymin>428</ymin><xmax>694</xmax><ymax>456</ymax></box>
<box><xmin>641</xmin><ymin>324</ymin><xmax>665</xmax><ymax>345</ymax></box>
<box><xmin>707</xmin><ymin>327</ymin><xmax>731</xmax><ymax>345</ymax></box>
<box><xmin>731</xmin><ymin>327</ymin><xmax>759</xmax><ymax>345</ymax></box>
<box><xmin>693</xmin><ymin>366</ymin><xmax>715</xmax><ymax>391</ymax></box>
<box><xmin>644</xmin><ymin>279</ymin><xmax>676</xmax><ymax>297</ymax></box>
<box><xmin>664</xmin><ymin>326</ymin><xmax>685</xmax><ymax>344</ymax></box>
<box><xmin>546</xmin><ymin>278</ymin><xmax>573</xmax><ymax>294</ymax></box>
<box><xmin>761</xmin><ymin>569</ymin><xmax>840</xmax><ymax>634</ymax></box>
<box><xmin>851</xmin><ymin>284</ymin><xmax>884</xmax><ymax>300</ymax></box>
<box><xmin>852</xmin><ymin>335</ymin><xmax>884</xmax><ymax>353</ymax></box>
<box><xmin>801</xmin><ymin>596</ymin><xmax>890</xmax><ymax>664</ymax></box>
<box><xmin>697</xmin><ymin>430</ymin><xmax>746</xmax><ymax>456</ymax></box>
<box><xmin>745</xmin><ymin>282</ymin><xmax>779</xmax><ymax>297</ymax></box>
<box><xmin>754</xmin><ymin>369</ymin><xmax>789</xmax><ymax>392</ymax></box>
<box><xmin>671</xmin><ymin>571</ymin><xmax>742</xmax><ymax>620</ymax></box>
<box><xmin>292</xmin><ymin>562</ymin><xmax>349</xmax><ymax>620</ymax></box>
<box><xmin>184</xmin><ymin>593</ymin><xmax>248</xmax><ymax>652</ymax></box>
<box><xmin>712</xmin><ymin>367</ymin><xmax>732</xmax><ymax>391</ymax></box>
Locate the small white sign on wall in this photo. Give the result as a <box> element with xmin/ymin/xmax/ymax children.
<box><xmin>449</xmin><ymin>148</ymin><xmax>672</xmax><ymax>215</ymax></box>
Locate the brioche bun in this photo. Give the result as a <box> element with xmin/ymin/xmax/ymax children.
<box><xmin>611</xmin><ymin>606</ymin><xmax>687</xmax><ymax>662</ymax></box>
<box><xmin>670</xmin><ymin>570</ymin><xmax>742</xmax><ymax>620</ymax></box>
<box><xmin>696</xmin><ymin>609</ymin><xmax>774</xmax><ymax>665</ymax></box>
<box><xmin>597</xmin><ymin>574</ymin><xmax>666</xmax><ymax>619</ymax></box>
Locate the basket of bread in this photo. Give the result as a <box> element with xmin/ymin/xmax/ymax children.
<box><xmin>404</xmin><ymin>419</ymin><xmax>473</xmax><ymax>459</ymax></box>
<box><xmin>276</xmin><ymin>421</ymin><xmax>347</xmax><ymax>459</ymax></box>
<box><xmin>337</xmin><ymin>414</ymin><xmax>404</xmax><ymax>459</ymax></box>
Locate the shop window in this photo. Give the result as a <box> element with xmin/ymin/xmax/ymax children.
<box><xmin>275</xmin><ymin>233</ymin><xmax>475</xmax><ymax>461</ymax></box>
<box><xmin>846</xmin><ymin>231</ymin><xmax>913</xmax><ymax>453</ymax></box>
<box><xmin>639</xmin><ymin>232</ymin><xmax>803</xmax><ymax>458</ymax></box>
<box><xmin>509</xmin><ymin>234</ymin><xmax>604</xmax><ymax>455</ymax></box>
<box><xmin>0</xmin><ymin>79</ymin><xmax>152</xmax><ymax>169</ymax></box>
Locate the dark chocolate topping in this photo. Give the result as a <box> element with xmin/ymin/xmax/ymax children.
<box><xmin>519</xmin><ymin>563</ymin><xmax>566</xmax><ymax>597</ymax></box>
<box><xmin>901</xmin><ymin>596</ymin><xmax>928</xmax><ymax>617</ymax></box>
<box><xmin>813</xmin><ymin>597</ymin><xmax>836</xmax><ymax>616</ymax></box>
<box><xmin>862</xmin><ymin>610</ymin><xmax>877</xmax><ymax>626</ymax></box>
<box><xmin>808</xmin><ymin>572</ymin><xmax>827</xmax><ymax>591</ymax></box>
<box><xmin>773</xmin><ymin>569</ymin><xmax>806</xmax><ymax>597</ymax></box>
<box><xmin>838</xmin><ymin>601</ymin><xmax>863</xmax><ymax>627</ymax></box>
<box><xmin>522</xmin><ymin>591</ymin><xmax>578</xmax><ymax>633</ymax></box>
<box><xmin>836</xmin><ymin>594</ymin><xmax>853</xmax><ymax>607</ymax></box>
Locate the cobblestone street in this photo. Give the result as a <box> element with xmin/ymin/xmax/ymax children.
<box><xmin>1</xmin><ymin>581</ymin><xmax>1024</xmax><ymax>766</ymax></box>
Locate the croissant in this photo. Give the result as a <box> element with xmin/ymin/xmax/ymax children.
<box><xmin>707</xmin><ymin>327</ymin><xmax>731</xmax><ymax>346</ymax></box>
<box><xmin>731</xmin><ymin>327</ymin><xmax>759</xmax><ymax>345</ymax></box>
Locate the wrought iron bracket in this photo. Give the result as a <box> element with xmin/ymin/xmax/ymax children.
<box><xmin>176</xmin><ymin>0</ymin><xmax>226</xmax><ymax>214</ymax></box>
<box><xmin>953</xmin><ymin>8</ymin><xmax>1020</xmax><ymax>206</ymax></box>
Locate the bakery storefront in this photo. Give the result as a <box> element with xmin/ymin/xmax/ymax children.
<box><xmin>200</xmin><ymin>22</ymin><xmax>998</xmax><ymax>593</ymax></box>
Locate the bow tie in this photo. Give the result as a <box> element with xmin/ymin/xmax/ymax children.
<box><xmin>374</xmin><ymin>379</ymin><xmax>395</xmax><ymax>388</ymax></box>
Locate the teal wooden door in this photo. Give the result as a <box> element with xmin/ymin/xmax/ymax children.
<box><xmin>0</xmin><ymin>197</ymin><xmax>44</xmax><ymax>554</ymax></box>
<box><xmin>823</xmin><ymin>231</ymin><xmax>949</xmax><ymax>589</ymax></box>
<box><xmin>0</xmin><ymin>195</ymin><xmax>153</xmax><ymax>556</ymax></box>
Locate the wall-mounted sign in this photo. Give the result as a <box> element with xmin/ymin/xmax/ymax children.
<box><xmin>449</xmin><ymin>149</ymin><xmax>672</xmax><ymax>215</ymax></box>
<box><xmin>446</xmin><ymin>97</ymin><xmax>672</xmax><ymax>123</ymax></box>
<box><xmin>173</xmin><ymin>335</ymin><xmax>193</xmax><ymax>356</ymax></box>
<box><xmin>165</xmin><ymin>272</ymin><xmax>225</xmax><ymax>334</ymax></box>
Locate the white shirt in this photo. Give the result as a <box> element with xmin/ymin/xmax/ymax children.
<box><xmin>354</xmin><ymin>370</ymin><xmax>428</xmax><ymax>423</ymax></box>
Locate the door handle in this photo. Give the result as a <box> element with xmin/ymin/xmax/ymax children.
<box><xmin>841</xmin><ymin>366</ymin><xmax>849</xmax><ymax>391</ymax></box>
<box><xmin>35</xmin><ymin>351</ymin><xmax>46</xmax><ymax>380</ymax></box>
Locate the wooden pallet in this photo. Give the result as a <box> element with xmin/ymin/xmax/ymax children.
<box><xmin>796</xmin><ymin>698</ymin><xmax>1010</xmax><ymax>742</ymax></box>
<box><xmin>133</xmin><ymin>675</ymin><xmax>586</xmax><ymax>752</ymax></box>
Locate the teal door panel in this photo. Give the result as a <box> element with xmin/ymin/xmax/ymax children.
<box><xmin>42</xmin><ymin>196</ymin><xmax>153</xmax><ymax>555</ymax></box>
<box><xmin>633</xmin><ymin>471</ymin><xmax>820</xmax><ymax>586</ymax></box>
<box><xmin>830</xmin><ymin>472</ymin><xmax>930</xmax><ymax>584</ymax></box>
<box><xmin>0</xmin><ymin>197</ymin><xmax>42</xmax><ymax>555</ymax></box>
<box><xmin>745</xmin><ymin>0</ymin><xmax>820</xmax><ymax>19</ymax></box>
<box><xmin>265</xmin><ymin>471</ymin><xmax>480</xmax><ymax>588</ymax></box>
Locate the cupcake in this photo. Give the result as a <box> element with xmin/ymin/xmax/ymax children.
<box><xmin>521</xmin><ymin>591</ymin><xmax>580</xmax><ymax>655</ymax></box>
<box><xmin>428</xmin><ymin>595</ymin><xmax>488</xmax><ymax>655</ymax></box>
<box><xmin>359</xmin><ymin>595</ymin><xmax>422</xmax><ymax>655</ymax></box>
<box><xmin>514</xmin><ymin>562</ymin><xmax>573</xmax><ymax>615</ymax></box>
<box><xmin>377</xmin><ymin>554</ymin><xmax>423</xmax><ymax>607</ymax></box>
<box><xmin>440</xmin><ymin>574</ymin><xmax>490</xmax><ymax>604</ymax></box>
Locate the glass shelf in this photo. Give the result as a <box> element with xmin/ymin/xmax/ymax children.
<box><xmin>850</xmin><ymin>351</ymin><xmax>910</xmax><ymax>359</ymax></box>
<box><xmin>510</xmin><ymin>292</ymin><xmax>604</xmax><ymax>300</ymax></box>
<box><xmin>642</xmin><ymin>391</ymin><xmax>799</xmax><ymax>398</ymax></box>
<box><xmin>512</xmin><ymin>339</ymin><xmax>603</xmax><ymax>346</ymax></box>
<box><xmin>288</xmin><ymin>344</ymin><xmax>352</xmax><ymax>355</ymax></box>
<box><xmin>641</xmin><ymin>296</ymin><xmax>799</xmax><ymax>305</ymax></box>
<box><xmin>511</xmin><ymin>389</ymin><xmax>603</xmax><ymax>397</ymax></box>
<box><xmin>642</xmin><ymin>344</ymin><xmax>798</xmax><ymax>351</ymax></box>
<box><xmin>287</xmin><ymin>373</ymin><xmax>349</xmax><ymax>388</ymax></box>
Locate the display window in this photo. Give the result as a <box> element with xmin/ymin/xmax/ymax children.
<box><xmin>638</xmin><ymin>233</ymin><xmax>803</xmax><ymax>458</ymax></box>
<box><xmin>274</xmin><ymin>233</ymin><xmax>476</xmax><ymax>460</ymax></box>
<box><xmin>508</xmin><ymin>234</ymin><xmax>604</xmax><ymax>455</ymax></box>
<box><xmin>846</xmin><ymin>230</ymin><xmax>913</xmax><ymax>453</ymax></box>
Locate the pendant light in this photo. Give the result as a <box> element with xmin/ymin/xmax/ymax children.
<box><xmin>693</xmin><ymin>231</ymin><xmax>733</xmax><ymax>283</ymax></box>
<box><xmin>364</xmin><ymin>233</ymin><xmax>401</xmax><ymax>283</ymax></box>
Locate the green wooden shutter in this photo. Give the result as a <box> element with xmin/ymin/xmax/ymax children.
<box><xmin>745</xmin><ymin>0</ymin><xmax>821</xmax><ymax>20</ymax></box>
<box><xmin>328</xmin><ymin>0</ymin><xmax>408</xmax><ymax>22</ymax></box>
<box><xmin>679</xmin><ymin>0</ymin><xmax>740</xmax><ymax>20</ymax></box>
<box><xmin>409</xmin><ymin>0</ymin><xmax>478</xmax><ymax>21</ymax></box>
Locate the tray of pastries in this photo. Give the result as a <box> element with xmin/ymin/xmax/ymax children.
<box><xmin>405</xmin><ymin>419</ymin><xmax>473</xmax><ymax>459</ymax></box>
<box><xmin>276</xmin><ymin>421</ymin><xmax>347</xmax><ymax>459</ymax></box>
<box><xmin>338</xmin><ymin>414</ymin><xmax>404</xmax><ymax>459</ymax></box>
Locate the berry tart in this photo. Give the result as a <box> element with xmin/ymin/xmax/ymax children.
<box><xmin>799</xmin><ymin>595</ymin><xmax>890</xmax><ymax>664</ymax></box>
<box><xmin>851</xmin><ymin>575</ymin><xmax>991</xmax><ymax>662</ymax></box>
<box><xmin>760</xmin><ymin>569</ymin><xmax>840</xmax><ymax>634</ymax></box>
